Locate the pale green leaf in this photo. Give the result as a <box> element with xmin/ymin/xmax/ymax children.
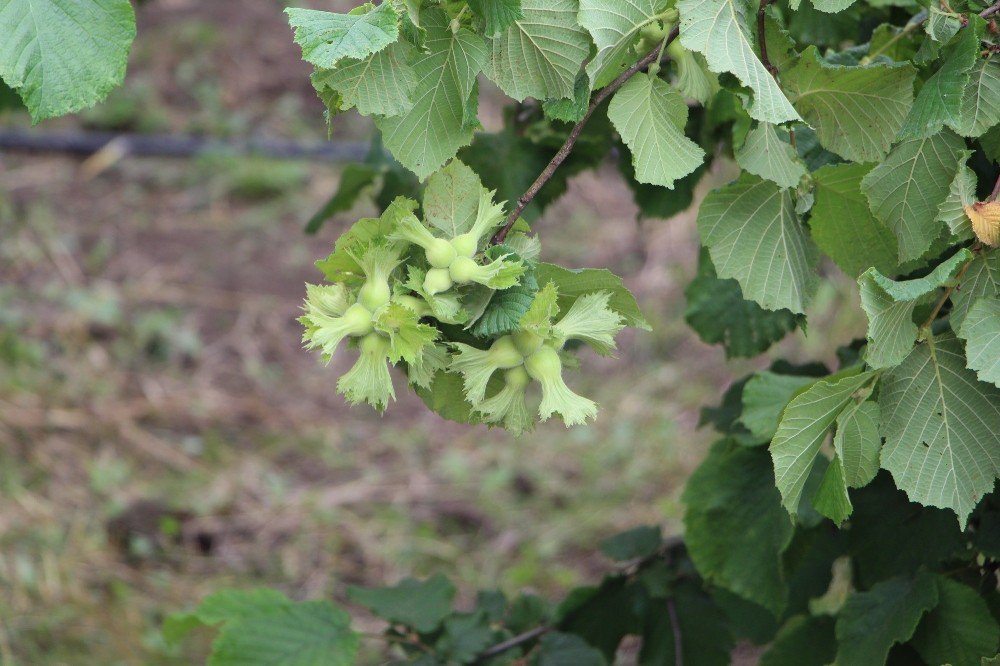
<box><xmin>958</xmin><ymin>298</ymin><xmax>1000</xmax><ymax>387</ymax></box>
<box><xmin>809</xmin><ymin>163</ymin><xmax>898</xmax><ymax>278</ymax></box>
<box><xmin>861</xmin><ymin>130</ymin><xmax>966</xmax><ymax>261</ymax></box>
<box><xmin>899</xmin><ymin>25</ymin><xmax>979</xmax><ymax>139</ymax></box>
<box><xmin>810</xmin><ymin>0</ymin><xmax>856</xmax><ymax>11</ymax></box>
<box><xmin>535</xmin><ymin>263</ymin><xmax>650</xmax><ymax>330</ymax></box>
<box><xmin>608</xmin><ymin>75</ymin><xmax>705</xmax><ymax>189</ymax></box>
<box><xmin>812</xmin><ymin>456</ymin><xmax>852</xmax><ymax>524</ymax></box>
<box><xmin>0</xmin><ymin>0</ymin><xmax>136</xmax><ymax>122</ymax></box>
<box><xmin>287</xmin><ymin>4</ymin><xmax>399</xmax><ymax>68</ymax></box>
<box><xmin>669</xmin><ymin>41</ymin><xmax>720</xmax><ymax>103</ymax></box>
<box><xmin>486</xmin><ymin>0</ymin><xmax>589</xmax><ymax>102</ymax></box>
<box><xmin>936</xmin><ymin>163</ymin><xmax>977</xmax><ymax>239</ymax></box>
<box><xmin>951</xmin><ymin>250</ymin><xmax>1000</xmax><ymax>329</ymax></box>
<box><xmin>376</xmin><ymin>10</ymin><xmax>487</xmax><ymax>179</ymax></box>
<box><xmin>468</xmin><ymin>0</ymin><xmax>524</xmax><ymax>37</ymax></box>
<box><xmin>858</xmin><ymin>249</ymin><xmax>974</xmax><ymax>369</ymax></box>
<box><xmin>423</xmin><ymin>159</ymin><xmax>487</xmax><ymax>237</ymax></box>
<box><xmin>953</xmin><ymin>57</ymin><xmax>1000</xmax><ymax>138</ymax></box>
<box><xmin>926</xmin><ymin>8</ymin><xmax>962</xmax><ymax>43</ymax></box>
<box><xmin>579</xmin><ymin>0</ymin><xmax>667</xmax><ymax>89</ymax></box>
<box><xmin>735</xmin><ymin>123</ymin><xmax>806</xmax><ymax>190</ymax></box>
<box><xmin>879</xmin><ymin>333</ymin><xmax>1000</xmax><ymax>527</ymax></box>
<box><xmin>783</xmin><ymin>46</ymin><xmax>915</xmax><ymax>163</ymax></box>
<box><xmin>678</xmin><ymin>0</ymin><xmax>799</xmax><ymax>124</ymax></box>
<box><xmin>697</xmin><ymin>173</ymin><xmax>819</xmax><ymax>314</ymax></box>
<box><xmin>311</xmin><ymin>42</ymin><xmax>416</xmax><ymax>117</ymax></box>
<box><xmin>833</xmin><ymin>400</ymin><xmax>882</xmax><ymax>488</ymax></box>
<box><xmin>683</xmin><ymin>440</ymin><xmax>794</xmax><ymax>614</ymax></box>
<box><xmin>770</xmin><ymin>370</ymin><xmax>875</xmax><ymax>514</ymax></box>
<box><xmin>835</xmin><ymin>572</ymin><xmax>939</xmax><ymax>666</ymax></box>
<box><xmin>740</xmin><ymin>372</ymin><xmax>816</xmax><ymax>443</ymax></box>
<box><xmin>209</xmin><ymin>601</ymin><xmax>358</xmax><ymax>666</ymax></box>
<box><xmin>911</xmin><ymin>576</ymin><xmax>1000</xmax><ymax>666</ymax></box>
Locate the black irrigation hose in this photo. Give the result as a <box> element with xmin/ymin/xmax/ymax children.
<box><xmin>0</xmin><ymin>130</ymin><xmax>369</xmax><ymax>163</ymax></box>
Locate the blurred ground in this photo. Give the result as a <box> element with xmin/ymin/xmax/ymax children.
<box><xmin>0</xmin><ymin>1</ymin><xmax>865</xmax><ymax>663</ymax></box>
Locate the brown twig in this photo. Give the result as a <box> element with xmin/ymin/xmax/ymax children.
<box><xmin>982</xmin><ymin>0</ymin><xmax>1000</xmax><ymax>18</ymax></box>
<box><xmin>989</xmin><ymin>172</ymin><xmax>1000</xmax><ymax>201</ymax></box>
<box><xmin>757</xmin><ymin>0</ymin><xmax>777</xmax><ymax>76</ymax></box>
<box><xmin>667</xmin><ymin>597</ymin><xmax>684</xmax><ymax>666</ymax></box>
<box><xmin>491</xmin><ymin>27</ymin><xmax>680</xmax><ymax>245</ymax></box>
<box><xmin>473</xmin><ymin>625</ymin><xmax>552</xmax><ymax>663</ymax></box>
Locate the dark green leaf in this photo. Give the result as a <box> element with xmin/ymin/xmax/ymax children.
<box><xmin>347</xmin><ymin>574</ymin><xmax>455</xmax><ymax>633</ymax></box>
<box><xmin>305</xmin><ymin>164</ymin><xmax>379</xmax><ymax>234</ymax></box>
<box><xmin>599</xmin><ymin>525</ymin><xmax>662</xmax><ymax>562</ymax></box>
<box><xmin>532</xmin><ymin>632</ymin><xmax>607</xmax><ymax>666</ymax></box>
<box><xmin>760</xmin><ymin>615</ymin><xmax>836</xmax><ymax>666</ymax></box>
<box><xmin>911</xmin><ymin>577</ymin><xmax>1000</xmax><ymax>666</ymax></box>
<box><xmin>639</xmin><ymin>579</ymin><xmax>733</xmax><ymax>666</ymax></box>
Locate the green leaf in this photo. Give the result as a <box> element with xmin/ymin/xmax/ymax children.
<box><xmin>899</xmin><ymin>23</ymin><xmax>980</xmax><ymax>139</ymax></box>
<box><xmin>857</xmin><ymin>249</ymin><xmax>973</xmax><ymax>369</ymax></box>
<box><xmin>739</xmin><ymin>371</ymin><xmax>817</xmax><ymax>443</ymax></box>
<box><xmin>833</xmin><ymin>400</ymin><xmax>881</xmax><ymax>488</ymax></box>
<box><xmin>468</xmin><ymin>0</ymin><xmax>524</xmax><ymax>37</ymax></box>
<box><xmin>599</xmin><ymin>525</ymin><xmax>662</xmax><ymax>561</ymax></box>
<box><xmin>486</xmin><ymin>0</ymin><xmax>590</xmax><ymax>102</ymax></box>
<box><xmin>770</xmin><ymin>370</ymin><xmax>876</xmax><ymax>514</ymax></box>
<box><xmin>759</xmin><ymin>615</ymin><xmax>836</xmax><ymax>666</ymax></box>
<box><xmin>684</xmin><ymin>249</ymin><xmax>801</xmax><ymax>358</ymax></box>
<box><xmin>812</xmin><ymin>456</ymin><xmax>852</xmax><ymax>524</ymax></box>
<box><xmin>735</xmin><ymin>123</ymin><xmax>806</xmax><ymax>190</ymax></box>
<box><xmin>376</xmin><ymin>10</ymin><xmax>487</xmax><ymax>179</ymax></box>
<box><xmin>193</xmin><ymin>588</ymin><xmax>292</xmax><ymax>625</ymax></box>
<box><xmin>959</xmin><ymin>298</ymin><xmax>1000</xmax><ymax>387</ymax></box>
<box><xmin>470</xmin><ymin>269</ymin><xmax>539</xmax><ymax>337</ymax></box>
<box><xmin>936</xmin><ymin>163</ymin><xmax>978</xmax><ymax>240</ymax></box>
<box><xmin>926</xmin><ymin>8</ymin><xmax>962</xmax><ymax>43</ymax></box>
<box><xmin>423</xmin><ymin>159</ymin><xmax>487</xmax><ymax>237</ymax></box>
<box><xmin>608</xmin><ymin>75</ymin><xmax>705</xmax><ymax>189</ymax></box>
<box><xmin>534</xmin><ymin>263</ymin><xmax>650</xmax><ymax>330</ymax></box>
<box><xmin>683</xmin><ymin>440</ymin><xmax>794</xmax><ymax>615</ymax></box>
<box><xmin>209</xmin><ymin>601</ymin><xmax>358</xmax><ymax>666</ymax></box>
<box><xmin>951</xmin><ymin>250</ymin><xmax>1000</xmax><ymax>330</ymax></box>
<box><xmin>287</xmin><ymin>4</ymin><xmax>399</xmax><ymax>69</ymax></box>
<box><xmin>911</xmin><ymin>577</ymin><xmax>1000</xmax><ymax>666</ymax></box>
<box><xmin>678</xmin><ymin>0</ymin><xmax>799</xmax><ymax>124</ymax></box>
<box><xmin>834</xmin><ymin>572</ymin><xmax>939</xmax><ymax>666</ymax></box>
<box><xmin>953</xmin><ymin>57</ymin><xmax>1000</xmax><ymax>137</ymax></box>
<box><xmin>782</xmin><ymin>46</ymin><xmax>915</xmax><ymax>163</ymax></box>
<box><xmin>543</xmin><ymin>72</ymin><xmax>590</xmax><ymax>123</ymax></box>
<box><xmin>578</xmin><ymin>0</ymin><xmax>668</xmax><ymax>89</ymax></box>
<box><xmin>436</xmin><ymin>612</ymin><xmax>494</xmax><ymax>663</ymax></box>
<box><xmin>532</xmin><ymin>632</ymin><xmax>607</xmax><ymax>665</ymax></box>
<box><xmin>860</xmin><ymin>129</ymin><xmax>967</xmax><ymax>261</ymax></box>
<box><xmin>697</xmin><ymin>173</ymin><xmax>819</xmax><ymax>314</ymax></box>
<box><xmin>0</xmin><ymin>0</ymin><xmax>136</xmax><ymax>122</ymax></box>
<box><xmin>879</xmin><ymin>333</ymin><xmax>1000</xmax><ymax>527</ymax></box>
<box><xmin>347</xmin><ymin>574</ymin><xmax>455</xmax><ymax>633</ymax></box>
<box><xmin>808</xmin><ymin>163</ymin><xmax>899</xmax><ymax>278</ymax></box>
<box><xmin>638</xmin><ymin>580</ymin><xmax>734</xmax><ymax>666</ymax></box>
<box><xmin>311</xmin><ymin>42</ymin><xmax>417</xmax><ymax>117</ymax></box>
<box><xmin>305</xmin><ymin>165</ymin><xmax>379</xmax><ymax>234</ymax></box>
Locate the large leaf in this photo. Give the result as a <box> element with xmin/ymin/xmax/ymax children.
<box><xmin>857</xmin><ymin>249</ymin><xmax>973</xmax><ymax>369</ymax></box>
<box><xmin>770</xmin><ymin>370</ymin><xmax>876</xmax><ymax>514</ymax></box>
<box><xmin>936</xmin><ymin>163</ymin><xmax>978</xmax><ymax>240</ymax></box>
<box><xmin>486</xmin><ymin>0</ymin><xmax>589</xmax><ymax>102</ymax></box>
<box><xmin>697</xmin><ymin>173</ymin><xmax>819</xmax><ymax>314</ymax></box>
<box><xmin>783</xmin><ymin>46</ymin><xmax>915</xmax><ymax>162</ymax></box>
<box><xmin>911</xmin><ymin>577</ymin><xmax>1000</xmax><ymax>666</ymax></box>
<box><xmin>958</xmin><ymin>298</ymin><xmax>1000</xmax><ymax>387</ymax></box>
<box><xmin>740</xmin><ymin>371</ymin><xmax>817</xmax><ymax>443</ymax></box>
<box><xmin>376</xmin><ymin>10</ymin><xmax>487</xmax><ymax>179</ymax></box>
<box><xmin>468</xmin><ymin>0</ymin><xmax>524</xmax><ymax>37</ymax></box>
<box><xmin>639</xmin><ymin>580</ymin><xmax>733</xmax><ymax>666</ymax></box>
<box><xmin>683</xmin><ymin>440</ymin><xmax>794</xmax><ymax>615</ymax></box>
<box><xmin>879</xmin><ymin>333</ymin><xmax>1000</xmax><ymax>527</ymax></box>
<box><xmin>684</xmin><ymin>249</ymin><xmax>800</xmax><ymax>358</ymax></box>
<box><xmin>735</xmin><ymin>123</ymin><xmax>806</xmax><ymax>190</ymax></box>
<box><xmin>0</xmin><ymin>0</ymin><xmax>136</xmax><ymax>122</ymax></box>
<box><xmin>834</xmin><ymin>572</ymin><xmax>939</xmax><ymax>666</ymax></box>
<box><xmin>899</xmin><ymin>23</ymin><xmax>980</xmax><ymax>139</ymax></box>
<box><xmin>287</xmin><ymin>4</ymin><xmax>399</xmax><ymax>68</ymax></box>
<box><xmin>579</xmin><ymin>0</ymin><xmax>668</xmax><ymax>89</ymax></box>
<box><xmin>678</xmin><ymin>0</ymin><xmax>799</xmax><ymax>124</ymax></box>
<box><xmin>311</xmin><ymin>42</ymin><xmax>417</xmax><ymax>117</ymax></box>
<box><xmin>860</xmin><ymin>130</ymin><xmax>967</xmax><ymax>261</ymax></box>
<box><xmin>953</xmin><ymin>57</ymin><xmax>1000</xmax><ymax>137</ymax></box>
<box><xmin>209</xmin><ymin>601</ymin><xmax>358</xmax><ymax>666</ymax></box>
<box><xmin>808</xmin><ymin>163</ymin><xmax>898</xmax><ymax>278</ymax></box>
<box><xmin>535</xmin><ymin>263</ymin><xmax>650</xmax><ymax>330</ymax></box>
<box><xmin>347</xmin><ymin>574</ymin><xmax>456</xmax><ymax>633</ymax></box>
<box><xmin>759</xmin><ymin>615</ymin><xmax>836</xmax><ymax>666</ymax></box>
<box><xmin>608</xmin><ymin>75</ymin><xmax>705</xmax><ymax>189</ymax></box>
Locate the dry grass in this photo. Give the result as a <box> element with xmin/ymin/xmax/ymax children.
<box><xmin>0</xmin><ymin>1</ymin><xmax>866</xmax><ymax>663</ymax></box>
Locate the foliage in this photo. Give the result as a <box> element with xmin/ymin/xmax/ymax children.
<box><xmin>8</xmin><ymin>0</ymin><xmax>1000</xmax><ymax>663</ymax></box>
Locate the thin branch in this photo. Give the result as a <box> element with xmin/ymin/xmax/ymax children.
<box><xmin>989</xmin><ymin>172</ymin><xmax>1000</xmax><ymax>201</ymax></box>
<box><xmin>474</xmin><ymin>625</ymin><xmax>551</xmax><ymax>663</ymax></box>
<box><xmin>982</xmin><ymin>0</ymin><xmax>1000</xmax><ymax>19</ymax></box>
<box><xmin>491</xmin><ymin>26</ymin><xmax>680</xmax><ymax>245</ymax></box>
<box><xmin>667</xmin><ymin>597</ymin><xmax>684</xmax><ymax>666</ymax></box>
<box><xmin>757</xmin><ymin>0</ymin><xmax>777</xmax><ymax>76</ymax></box>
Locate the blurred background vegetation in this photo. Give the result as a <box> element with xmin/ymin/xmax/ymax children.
<box><xmin>0</xmin><ymin>0</ymin><xmax>864</xmax><ymax>663</ymax></box>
